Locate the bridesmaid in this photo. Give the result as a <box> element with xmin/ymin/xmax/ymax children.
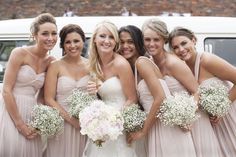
<box><xmin>140</xmin><ymin>18</ymin><xmax>223</xmax><ymax>157</ymax></box>
<box><xmin>125</xmin><ymin>25</ymin><xmax>197</xmax><ymax>157</ymax></box>
<box><xmin>0</xmin><ymin>13</ymin><xmax>57</xmax><ymax>157</ymax></box>
<box><xmin>119</xmin><ymin>25</ymin><xmax>148</xmax><ymax>157</ymax></box>
<box><xmin>44</xmin><ymin>24</ymin><xmax>88</xmax><ymax>157</ymax></box>
<box><xmin>169</xmin><ymin>26</ymin><xmax>236</xmax><ymax>157</ymax></box>
<box><xmin>119</xmin><ymin>25</ymin><xmax>147</xmax><ymax>72</ymax></box>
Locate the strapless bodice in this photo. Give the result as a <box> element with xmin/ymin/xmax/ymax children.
<box><xmin>13</xmin><ymin>65</ymin><xmax>45</xmax><ymax>96</ymax></box>
<box><xmin>56</xmin><ymin>75</ymin><xmax>90</xmax><ymax>107</ymax></box>
<box><xmin>98</xmin><ymin>77</ymin><xmax>126</xmax><ymax>110</ymax></box>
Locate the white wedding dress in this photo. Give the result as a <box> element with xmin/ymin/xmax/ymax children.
<box><xmin>82</xmin><ymin>76</ymin><xmax>137</xmax><ymax>157</ymax></box>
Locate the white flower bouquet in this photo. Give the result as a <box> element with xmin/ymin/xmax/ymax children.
<box><xmin>157</xmin><ymin>92</ymin><xmax>199</xmax><ymax>128</ymax></box>
<box><xmin>30</xmin><ymin>104</ymin><xmax>64</xmax><ymax>137</ymax></box>
<box><xmin>79</xmin><ymin>100</ymin><xmax>124</xmax><ymax>147</ymax></box>
<box><xmin>66</xmin><ymin>88</ymin><xmax>97</xmax><ymax>119</ymax></box>
<box><xmin>199</xmin><ymin>80</ymin><xmax>231</xmax><ymax>117</ymax></box>
<box><xmin>122</xmin><ymin>104</ymin><xmax>146</xmax><ymax>132</ymax></box>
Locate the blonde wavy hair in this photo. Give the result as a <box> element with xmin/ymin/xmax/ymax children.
<box><xmin>88</xmin><ymin>20</ymin><xmax>120</xmax><ymax>81</ymax></box>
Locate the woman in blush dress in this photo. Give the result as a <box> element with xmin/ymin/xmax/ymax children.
<box><xmin>169</xmin><ymin>27</ymin><xmax>236</xmax><ymax>157</ymax></box>
<box><xmin>44</xmin><ymin>24</ymin><xmax>88</xmax><ymax>157</ymax></box>
<box><xmin>126</xmin><ymin>26</ymin><xmax>197</xmax><ymax>157</ymax></box>
<box><xmin>119</xmin><ymin>25</ymin><xmax>148</xmax><ymax>157</ymax></box>
<box><xmin>119</xmin><ymin>25</ymin><xmax>148</xmax><ymax>72</ymax></box>
<box><xmin>139</xmin><ymin>18</ymin><xmax>223</xmax><ymax>157</ymax></box>
<box><xmin>82</xmin><ymin>21</ymin><xmax>137</xmax><ymax>157</ymax></box>
<box><xmin>0</xmin><ymin>13</ymin><xmax>57</xmax><ymax>157</ymax></box>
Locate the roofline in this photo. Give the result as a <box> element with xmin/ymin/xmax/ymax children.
<box><xmin>0</xmin><ymin>16</ymin><xmax>235</xmax><ymax>35</ymax></box>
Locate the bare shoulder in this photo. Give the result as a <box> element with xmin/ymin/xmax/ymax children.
<box><xmin>10</xmin><ymin>47</ymin><xmax>28</xmax><ymax>58</ymax></box>
<box><xmin>136</xmin><ymin>56</ymin><xmax>159</xmax><ymax>73</ymax></box>
<box><xmin>48</xmin><ymin>59</ymin><xmax>63</xmax><ymax>70</ymax></box>
<box><xmin>113</xmin><ymin>53</ymin><xmax>130</xmax><ymax>68</ymax></box>
<box><xmin>165</xmin><ymin>53</ymin><xmax>184</xmax><ymax>69</ymax></box>
<box><xmin>201</xmin><ymin>52</ymin><xmax>224</xmax><ymax>67</ymax></box>
<box><xmin>7</xmin><ymin>47</ymin><xmax>29</xmax><ymax>66</ymax></box>
<box><xmin>135</xmin><ymin>56</ymin><xmax>151</xmax><ymax>67</ymax></box>
<box><xmin>200</xmin><ymin>51</ymin><xmax>211</xmax><ymax>60</ymax></box>
<box><xmin>136</xmin><ymin>56</ymin><xmax>162</xmax><ymax>79</ymax></box>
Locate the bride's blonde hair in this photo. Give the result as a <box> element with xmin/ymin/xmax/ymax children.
<box><xmin>88</xmin><ymin>21</ymin><xmax>120</xmax><ymax>81</ymax></box>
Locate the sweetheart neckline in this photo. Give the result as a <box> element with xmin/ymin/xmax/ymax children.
<box><xmin>21</xmin><ymin>65</ymin><xmax>45</xmax><ymax>76</ymax></box>
<box><xmin>58</xmin><ymin>75</ymin><xmax>90</xmax><ymax>82</ymax></box>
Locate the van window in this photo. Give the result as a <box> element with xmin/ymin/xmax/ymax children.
<box><xmin>204</xmin><ymin>38</ymin><xmax>236</xmax><ymax>66</ymax></box>
<box><xmin>81</xmin><ymin>38</ymin><xmax>90</xmax><ymax>58</ymax></box>
<box><xmin>0</xmin><ymin>40</ymin><xmax>30</xmax><ymax>82</ymax></box>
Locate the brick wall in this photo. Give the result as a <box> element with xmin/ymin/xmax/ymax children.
<box><xmin>0</xmin><ymin>0</ymin><xmax>235</xmax><ymax>20</ymax></box>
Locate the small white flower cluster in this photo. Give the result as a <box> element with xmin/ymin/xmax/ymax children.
<box><xmin>157</xmin><ymin>92</ymin><xmax>199</xmax><ymax>127</ymax></box>
<box><xmin>79</xmin><ymin>100</ymin><xmax>124</xmax><ymax>147</ymax></box>
<box><xmin>199</xmin><ymin>80</ymin><xmax>231</xmax><ymax>117</ymax></box>
<box><xmin>122</xmin><ymin>104</ymin><xmax>146</xmax><ymax>132</ymax></box>
<box><xmin>66</xmin><ymin>88</ymin><xmax>96</xmax><ymax>119</ymax></box>
<box><xmin>30</xmin><ymin>104</ymin><xmax>64</xmax><ymax>137</ymax></box>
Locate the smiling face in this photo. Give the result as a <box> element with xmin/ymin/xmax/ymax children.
<box><xmin>143</xmin><ymin>28</ymin><xmax>166</xmax><ymax>56</ymax></box>
<box><xmin>94</xmin><ymin>27</ymin><xmax>116</xmax><ymax>54</ymax></box>
<box><xmin>119</xmin><ymin>31</ymin><xmax>138</xmax><ymax>60</ymax></box>
<box><xmin>171</xmin><ymin>35</ymin><xmax>196</xmax><ymax>61</ymax></box>
<box><xmin>63</xmin><ymin>32</ymin><xmax>84</xmax><ymax>57</ymax></box>
<box><xmin>34</xmin><ymin>22</ymin><xmax>57</xmax><ymax>51</ymax></box>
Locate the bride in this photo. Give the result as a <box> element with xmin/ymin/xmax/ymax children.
<box><xmin>83</xmin><ymin>21</ymin><xmax>138</xmax><ymax>157</ymax></box>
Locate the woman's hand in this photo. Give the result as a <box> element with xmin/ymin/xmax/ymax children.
<box><xmin>69</xmin><ymin>116</ymin><xmax>81</xmax><ymax>130</ymax></box>
<box><xmin>87</xmin><ymin>81</ymin><xmax>99</xmax><ymax>95</ymax></box>
<box><xmin>180</xmin><ymin>124</ymin><xmax>192</xmax><ymax>132</ymax></box>
<box><xmin>210</xmin><ymin>115</ymin><xmax>222</xmax><ymax>125</ymax></box>
<box><xmin>16</xmin><ymin>122</ymin><xmax>38</xmax><ymax>139</ymax></box>
<box><xmin>126</xmin><ymin>130</ymin><xmax>145</xmax><ymax>144</ymax></box>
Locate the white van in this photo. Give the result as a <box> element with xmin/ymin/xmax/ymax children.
<box><xmin>0</xmin><ymin>16</ymin><xmax>235</xmax><ymax>83</ymax></box>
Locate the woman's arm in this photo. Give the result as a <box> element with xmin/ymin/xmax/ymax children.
<box><xmin>168</xmin><ymin>55</ymin><xmax>199</xmax><ymax>102</ymax></box>
<box><xmin>2</xmin><ymin>48</ymin><xmax>36</xmax><ymax>139</ymax></box>
<box><xmin>115</xmin><ymin>56</ymin><xmax>137</xmax><ymax>106</ymax></box>
<box><xmin>128</xmin><ymin>57</ymin><xmax>165</xmax><ymax>142</ymax></box>
<box><xmin>202</xmin><ymin>53</ymin><xmax>236</xmax><ymax>102</ymax></box>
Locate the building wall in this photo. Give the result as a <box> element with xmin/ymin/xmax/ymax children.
<box><xmin>0</xmin><ymin>0</ymin><xmax>235</xmax><ymax>20</ymax></box>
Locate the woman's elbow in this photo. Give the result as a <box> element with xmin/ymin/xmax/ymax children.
<box><xmin>2</xmin><ymin>87</ymin><xmax>12</xmax><ymax>99</ymax></box>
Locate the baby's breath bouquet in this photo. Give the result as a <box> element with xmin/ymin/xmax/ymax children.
<box><xmin>30</xmin><ymin>104</ymin><xmax>64</xmax><ymax>137</ymax></box>
<box><xmin>122</xmin><ymin>104</ymin><xmax>146</xmax><ymax>132</ymax></box>
<box><xmin>79</xmin><ymin>100</ymin><xmax>124</xmax><ymax>147</ymax></box>
<box><xmin>199</xmin><ymin>80</ymin><xmax>231</xmax><ymax>117</ymax></box>
<box><xmin>66</xmin><ymin>88</ymin><xmax>97</xmax><ymax>119</ymax></box>
<box><xmin>157</xmin><ymin>92</ymin><xmax>199</xmax><ymax>128</ymax></box>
